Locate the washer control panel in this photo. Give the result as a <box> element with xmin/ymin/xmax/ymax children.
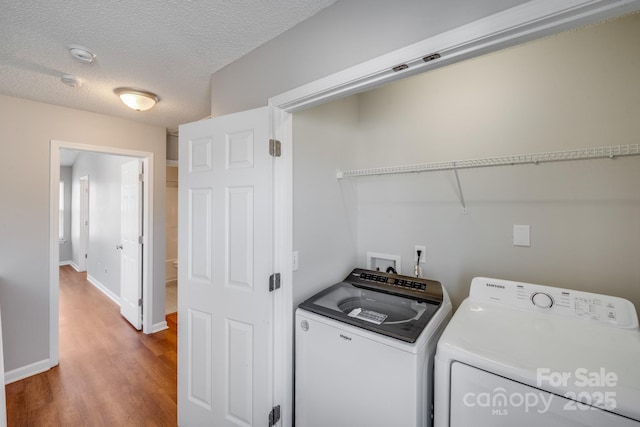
<box><xmin>469</xmin><ymin>277</ymin><xmax>639</xmax><ymax>329</ymax></box>
<box><xmin>348</xmin><ymin>268</ymin><xmax>443</xmax><ymax>304</ymax></box>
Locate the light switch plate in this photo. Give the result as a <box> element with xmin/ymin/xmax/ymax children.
<box><xmin>513</xmin><ymin>225</ymin><xmax>531</xmax><ymax>247</ymax></box>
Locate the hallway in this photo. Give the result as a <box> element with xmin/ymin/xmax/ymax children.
<box><xmin>6</xmin><ymin>265</ymin><xmax>177</xmax><ymax>426</ymax></box>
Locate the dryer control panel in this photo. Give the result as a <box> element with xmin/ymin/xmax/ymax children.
<box><xmin>469</xmin><ymin>277</ymin><xmax>639</xmax><ymax>329</ymax></box>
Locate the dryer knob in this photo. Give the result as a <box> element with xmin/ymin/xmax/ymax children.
<box><xmin>531</xmin><ymin>292</ymin><xmax>554</xmax><ymax>309</ymax></box>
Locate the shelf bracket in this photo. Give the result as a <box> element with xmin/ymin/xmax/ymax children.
<box><xmin>452</xmin><ymin>162</ymin><xmax>467</xmax><ymax>213</ymax></box>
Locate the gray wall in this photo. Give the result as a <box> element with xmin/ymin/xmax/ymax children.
<box><xmin>293</xmin><ymin>13</ymin><xmax>640</xmax><ymax>311</ymax></box>
<box><xmin>71</xmin><ymin>152</ymin><xmax>137</xmax><ymax>297</ymax></box>
<box><xmin>167</xmin><ymin>133</ymin><xmax>179</xmax><ymax>163</ymax></box>
<box><xmin>0</xmin><ymin>94</ymin><xmax>166</xmax><ymax>373</ymax></box>
<box><xmin>210</xmin><ymin>0</ymin><xmax>530</xmax><ymax>116</ymax></box>
<box><xmin>59</xmin><ymin>166</ymin><xmax>73</xmax><ymax>263</ymax></box>
<box><xmin>292</xmin><ymin>96</ymin><xmax>360</xmax><ymax>306</ymax></box>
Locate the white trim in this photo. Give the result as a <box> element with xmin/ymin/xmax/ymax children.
<box><xmin>166</xmin><ymin>258</ymin><xmax>178</xmax><ymax>282</ymax></box>
<box><xmin>4</xmin><ymin>359</ymin><xmax>50</xmax><ymax>385</ymax></box>
<box><xmin>87</xmin><ymin>274</ymin><xmax>121</xmax><ymax>306</ymax></box>
<box><xmin>268</xmin><ymin>105</ymin><xmax>294</xmax><ymax>426</ymax></box>
<box><xmin>59</xmin><ymin>260</ymin><xmax>73</xmax><ymax>267</ymax></box>
<box><xmin>141</xmin><ymin>154</ymin><xmax>155</xmax><ymax>336</ymax></box>
<box><xmin>265</xmin><ymin>1</ymin><xmax>640</xmax><ymax>424</ymax></box>
<box><xmin>49</xmin><ymin>140</ymin><xmax>156</xmax><ymax>371</ymax></box>
<box><xmin>0</xmin><ymin>296</ymin><xmax>5</xmax><ymax>424</ymax></box>
<box><xmin>49</xmin><ymin>146</ymin><xmax>61</xmax><ymax>367</ymax></box>
<box><xmin>68</xmin><ymin>261</ymin><xmax>81</xmax><ymax>272</ymax></box>
<box><xmin>271</xmin><ymin>0</ymin><xmax>640</xmax><ymax>113</ymax></box>
<box><xmin>151</xmin><ymin>321</ymin><xmax>169</xmax><ymax>333</ymax></box>
<box><xmin>166</xmin><ymin>160</ymin><xmax>179</xmax><ymax>167</ymax></box>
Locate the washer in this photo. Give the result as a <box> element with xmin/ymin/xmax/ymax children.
<box><xmin>434</xmin><ymin>277</ymin><xmax>640</xmax><ymax>426</ymax></box>
<box><xmin>296</xmin><ymin>268</ymin><xmax>452</xmax><ymax>427</ymax></box>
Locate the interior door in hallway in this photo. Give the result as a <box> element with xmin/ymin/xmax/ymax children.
<box><xmin>78</xmin><ymin>176</ymin><xmax>89</xmax><ymax>272</ymax></box>
<box><xmin>120</xmin><ymin>159</ymin><xmax>143</xmax><ymax>330</ymax></box>
<box><xmin>178</xmin><ymin>107</ymin><xmax>275</xmax><ymax>426</ymax></box>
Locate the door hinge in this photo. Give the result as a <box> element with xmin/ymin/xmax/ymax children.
<box><xmin>138</xmin><ymin>235</ymin><xmax>143</xmax><ymax>244</ymax></box>
<box><xmin>268</xmin><ymin>405</ymin><xmax>281</xmax><ymax>426</ymax></box>
<box><xmin>138</xmin><ymin>173</ymin><xmax>144</xmax><ymax>182</ymax></box>
<box><xmin>138</xmin><ymin>298</ymin><xmax>143</xmax><ymax>307</ymax></box>
<box><xmin>269</xmin><ymin>139</ymin><xmax>281</xmax><ymax>157</ymax></box>
<box><xmin>269</xmin><ymin>273</ymin><xmax>281</xmax><ymax>292</ymax></box>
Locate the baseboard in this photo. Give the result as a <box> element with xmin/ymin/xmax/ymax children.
<box><xmin>166</xmin><ymin>258</ymin><xmax>178</xmax><ymax>283</ymax></box>
<box><xmin>5</xmin><ymin>358</ymin><xmax>51</xmax><ymax>384</ymax></box>
<box><xmin>59</xmin><ymin>260</ymin><xmax>73</xmax><ymax>267</ymax></box>
<box><xmin>86</xmin><ymin>274</ymin><xmax>121</xmax><ymax>306</ymax></box>
<box><xmin>152</xmin><ymin>321</ymin><xmax>169</xmax><ymax>333</ymax></box>
<box><xmin>69</xmin><ymin>261</ymin><xmax>81</xmax><ymax>272</ymax></box>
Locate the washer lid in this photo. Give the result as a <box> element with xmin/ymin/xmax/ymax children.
<box><xmin>436</xmin><ymin>278</ymin><xmax>640</xmax><ymax>421</ymax></box>
<box><xmin>298</xmin><ymin>277</ymin><xmax>442</xmax><ymax>343</ymax></box>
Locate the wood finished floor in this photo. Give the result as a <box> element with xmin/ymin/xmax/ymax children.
<box><xmin>6</xmin><ymin>265</ymin><xmax>178</xmax><ymax>426</ymax></box>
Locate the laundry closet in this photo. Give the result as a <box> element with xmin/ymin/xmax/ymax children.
<box><xmin>291</xmin><ymin>12</ymin><xmax>640</xmax><ymax>311</ymax></box>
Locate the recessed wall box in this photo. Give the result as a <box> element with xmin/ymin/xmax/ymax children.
<box><xmin>366</xmin><ymin>252</ymin><xmax>402</xmax><ymax>274</ymax></box>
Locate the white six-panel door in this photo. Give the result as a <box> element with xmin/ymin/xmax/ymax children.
<box><xmin>120</xmin><ymin>159</ymin><xmax>143</xmax><ymax>330</ymax></box>
<box><xmin>78</xmin><ymin>176</ymin><xmax>89</xmax><ymax>272</ymax></box>
<box><xmin>178</xmin><ymin>107</ymin><xmax>274</xmax><ymax>426</ymax></box>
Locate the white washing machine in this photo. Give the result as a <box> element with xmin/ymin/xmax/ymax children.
<box><xmin>296</xmin><ymin>268</ymin><xmax>452</xmax><ymax>427</ymax></box>
<box><xmin>434</xmin><ymin>277</ymin><xmax>640</xmax><ymax>426</ymax></box>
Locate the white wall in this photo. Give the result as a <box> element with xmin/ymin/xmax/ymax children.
<box><xmin>59</xmin><ymin>166</ymin><xmax>73</xmax><ymax>263</ymax></box>
<box><xmin>293</xmin><ymin>13</ymin><xmax>640</xmax><ymax>311</ymax></box>
<box><xmin>0</xmin><ymin>94</ymin><xmax>166</xmax><ymax>373</ymax></box>
<box><xmin>210</xmin><ymin>0</ymin><xmax>530</xmax><ymax>116</ymax></box>
<box><xmin>70</xmin><ymin>152</ymin><xmax>137</xmax><ymax>298</ymax></box>
<box><xmin>292</xmin><ymin>96</ymin><xmax>360</xmax><ymax>306</ymax></box>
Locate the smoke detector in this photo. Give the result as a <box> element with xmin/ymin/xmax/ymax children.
<box><xmin>67</xmin><ymin>45</ymin><xmax>96</xmax><ymax>63</ymax></box>
<box><xmin>61</xmin><ymin>74</ymin><xmax>82</xmax><ymax>88</ymax></box>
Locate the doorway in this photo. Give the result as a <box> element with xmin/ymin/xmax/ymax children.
<box><xmin>49</xmin><ymin>140</ymin><xmax>156</xmax><ymax>367</ymax></box>
<box><xmin>165</xmin><ymin>164</ymin><xmax>178</xmax><ymax>315</ymax></box>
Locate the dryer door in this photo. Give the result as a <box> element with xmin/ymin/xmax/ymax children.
<box><xmin>449</xmin><ymin>362</ymin><xmax>638</xmax><ymax>426</ymax></box>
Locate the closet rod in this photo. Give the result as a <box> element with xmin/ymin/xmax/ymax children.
<box><xmin>336</xmin><ymin>144</ymin><xmax>640</xmax><ymax>179</ymax></box>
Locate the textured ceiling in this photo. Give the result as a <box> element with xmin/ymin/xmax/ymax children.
<box><xmin>0</xmin><ymin>0</ymin><xmax>337</xmax><ymax>131</ymax></box>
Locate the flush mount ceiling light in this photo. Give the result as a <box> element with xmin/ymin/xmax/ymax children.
<box><xmin>61</xmin><ymin>74</ymin><xmax>82</xmax><ymax>88</ymax></box>
<box><xmin>67</xmin><ymin>44</ymin><xmax>96</xmax><ymax>63</ymax></box>
<box><xmin>114</xmin><ymin>88</ymin><xmax>159</xmax><ymax>112</ymax></box>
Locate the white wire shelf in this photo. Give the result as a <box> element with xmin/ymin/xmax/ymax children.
<box><xmin>336</xmin><ymin>144</ymin><xmax>640</xmax><ymax>179</ymax></box>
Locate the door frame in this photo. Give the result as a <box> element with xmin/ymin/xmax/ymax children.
<box><xmin>49</xmin><ymin>140</ymin><xmax>155</xmax><ymax>367</ymax></box>
<box><xmin>267</xmin><ymin>1</ymin><xmax>638</xmax><ymax>424</ymax></box>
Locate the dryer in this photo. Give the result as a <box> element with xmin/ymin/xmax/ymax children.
<box><xmin>296</xmin><ymin>268</ymin><xmax>452</xmax><ymax>427</ymax></box>
<box><xmin>434</xmin><ymin>277</ymin><xmax>640</xmax><ymax>426</ymax></box>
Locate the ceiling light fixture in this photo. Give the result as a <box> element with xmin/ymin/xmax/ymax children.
<box><xmin>61</xmin><ymin>74</ymin><xmax>82</xmax><ymax>88</ymax></box>
<box><xmin>67</xmin><ymin>45</ymin><xmax>96</xmax><ymax>63</ymax></box>
<box><xmin>114</xmin><ymin>88</ymin><xmax>159</xmax><ymax>112</ymax></box>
